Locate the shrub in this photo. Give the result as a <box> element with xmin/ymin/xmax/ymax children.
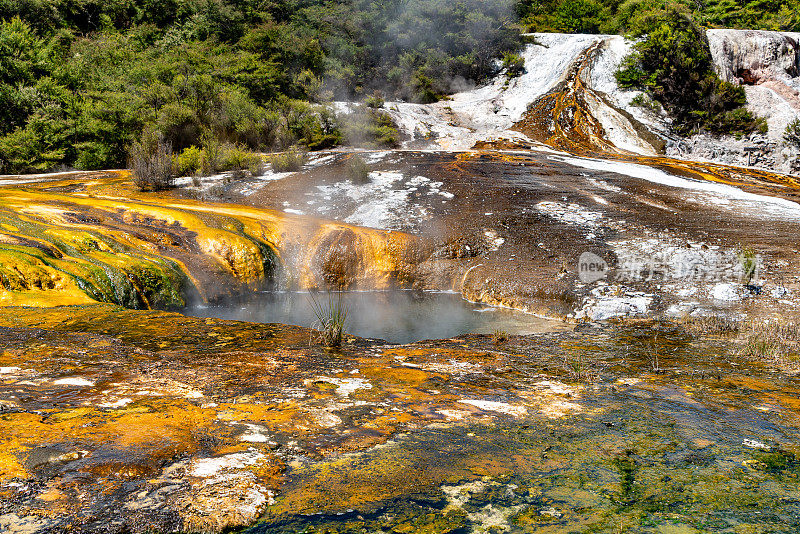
<box><xmin>345</xmin><ymin>155</ymin><xmax>370</xmax><ymax>184</ymax></box>
<box><xmin>557</xmin><ymin>0</ymin><xmax>602</xmax><ymax>32</ymax></box>
<box><xmin>502</xmin><ymin>53</ymin><xmax>525</xmax><ymax>78</ymax></box>
<box><xmin>200</xmin><ymin>132</ymin><xmax>223</xmax><ymax>175</ymax></box>
<box><xmin>614</xmin><ymin>4</ymin><xmax>763</xmax><ymax>137</ymax></box>
<box><xmin>341</xmin><ymin>106</ymin><xmax>401</xmax><ymax>148</ymax></box>
<box><xmin>129</xmin><ymin>130</ymin><xmax>176</xmax><ymax>191</ymax></box>
<box><xmin>365</xmin><ymin>92</ymin><xmax>385</xmax><ymax>109</ymax></box>
<box><xmin>221</xmin><ymin>143</ymin><xmax>264</xmax><ymax>173</ymax></box>
<box><xmin>630</xmin><ymin>93</ymin><xmax>660</xmax><ymax>113</ymax></box>
<box><xmin>270</xmin><ymin>148</ymin><xmax>305</xmax><ymax>172</ymax></box>
<box><xmin>176</xmin><ymin>145</ymin><xmax>205</xmax><ymax>176</ymax></box>
<box><xmin>74</xmin><ymin>142</ymin><xmax>114</xmax><ymax>171</ymax></box>
<box><xmin>411</xmin><ymin>72</ymin><xmax>440</xmax><ymax>104</ymax></box>
<box><xmin>248</xmin><ymin>157</ymin><xmax>266</xmax><ymax>177</ymax></box>
<box><xmin>785</xmin><ymin>119</ymin><xmax>800</xmax><ymax>148</ymax></box>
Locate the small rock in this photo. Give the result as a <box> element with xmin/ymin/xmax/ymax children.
<box><xmin>539</xmin><ymin>506</ymin><xmax>562</xmax><ymax>518</ymax></box>
<box><xmin>743</xmin><ymin>438</ymin><xmax>770</xmax><ymax>450</ymax></box>
<box><xmin>771</xmin><ymin>286</ymin><xmax>788</xmax><ymax>298</ymax></box>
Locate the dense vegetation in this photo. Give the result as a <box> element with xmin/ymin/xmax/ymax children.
<box><xmin>517</xmin><ymin>0</ymin><xmax>800</xmax><ymax>34</ymax></box>
<box><xmin>0</xmin><ymin>0</ymin><xmax>520</xmax><ymax>173</ymax></box>
<box><xmin>518</xmin><ymin>0</ymin><xmax>796</xmax><ymax>136</ymax></box>
<box><xmin>613</xmin><ymin>2</ymin><xmax>766</xmax><ymax>136</ymax></box>
<box><xmin>1</xmin><ymin>0</ymin><xmax>797</xmax><ymax>174</ymax></box>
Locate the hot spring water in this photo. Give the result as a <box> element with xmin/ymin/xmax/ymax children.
<box><xmin>183</xmin><ymin>290</ymin><xmax>563</xmax><ymax>343</ymax></box>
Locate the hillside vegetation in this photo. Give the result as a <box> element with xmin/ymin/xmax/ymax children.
<box><xmin>0</xmin><ymin>0</ymin><xmax>520</xmax><ymax>173</ymax></box>
<box><xmin>517</xmin><ymin>0</ymin><xmax>800</xmax><ymax>34</ymax></box>
<box><xmin>0</xmin><ymin>0</ymin><xmax>796</xmax><ymax>174</ymax></box>
<box><xmin>519</xmin><ymin>0</ymin><xmax>797</xmax><ymax>135</ymax></box>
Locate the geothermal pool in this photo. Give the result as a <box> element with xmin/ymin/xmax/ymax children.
<box><xmin>184</xmin><ymin>290</ymin><xmax>563</xmax><ymax>343</ymax></box>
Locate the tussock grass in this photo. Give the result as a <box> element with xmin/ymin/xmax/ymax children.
<box><xmin>491</xmin><ymin>329</ymin><xmax>509</xmax><ymax>344</ymax></box>
<box><xmin>309</xmin><ymin>291</ymin><xmax>349</xmax><ymax>347</ymax></box>
<box><xmin>740</xmin><ymin>321</ymin><xmax>800</xmax><ymax>372</ymax></box>
<box><xmin>681</xmin><ymin>315</ymin><xmax>741</xmax><ymax>337</ymax></box>
<box><xmin>683</xmin><ymin>315</ymin><xmax>800</xmax><ymax>373</ymax></box>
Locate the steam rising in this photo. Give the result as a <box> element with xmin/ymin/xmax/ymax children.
<box><xmin>323</xmin><ymin>0</ymin><xmax>520</xmax><ymax>101</ymax></box>
<box><xmin>185</xmin><ymin>290</ymin><xmax>560</xmax><ymax>344</ymax></box>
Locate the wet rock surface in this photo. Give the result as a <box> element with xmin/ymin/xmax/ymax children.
<box><xmin>208</xmin><ymin>148</ymin><xmax>800</xmax><ymax>322</ymax></box>
<box><xmin>0</xmin><ymin>307</ymin><xmax>799</xmax><ymax>532</ymax></box>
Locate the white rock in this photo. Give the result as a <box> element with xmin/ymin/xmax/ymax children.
<box><xmin>53</xmin><ymin>377</ymin><xmax>94</xmax><ymax>387</ymax></box>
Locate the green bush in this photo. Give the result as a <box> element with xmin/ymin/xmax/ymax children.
<box><xmin>614</xmin><ymin>3</ymin><xmax>763</xmax><ymax>137</ymax></box>
<box><xmin>630</xmin><ymin>93</ymin><xmax>660</xmax><ymax>113</ymax></box>
<box><xmin>553</xmin><ymin>0</ymin><xmax>603</xmax><ymax>33</ymax></box>
<box><xmin>248</xmin><ymin>156</ymin><xmax>266</xmax><ymax>177</ymax></box>
<box><xmin>200</xmin><ymin>132</ymin><xmax>223</xmax><ymax>175</ymax></box>
<box><xmin>176</xmin><ymin>146</ymin><xmax>205</xmax><ymax>176</ymax></box>
<box><xmin>411</xmin><ymin>72</ymin><xmax>441</xmax><ymax>104</ymax></box>
<box><xmin>365</xmin><ymin>93</ymin><xmax>385</xmax><ymax>109</ymax></box>
<box><xmin>270</xmin><ymin>149</ymin><xmax>305</xmax><ymax>172</ymax></box>
<box><xmin>785</xmin><ymin>119</ymin><xmax>800</xmax><ymax>148</ymax></box>
<box><xmin>342</xmin><ymin>106</ymin><xmax>401</xmax><ymax>148</ymax></box>
<box><xmin>221</xmin><ymin>144</ymin><xmax>263</xmax><ymax>173</ymax></box>
<box><xmin>502</xmin><ymin>53</ymin><xmax>525</xmax><ymax>78</ymax></box>
<box><xmin>345</xmin><ymin>155</ymin><xmax>370</xmax><ymax>184</ymax></box>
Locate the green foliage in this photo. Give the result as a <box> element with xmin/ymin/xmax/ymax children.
<box><xmin>0</xmin><ymin>1</ymin><xmax>522</xmax><ymax>174</ymax></box>
<box><xmin>519</xmin><ymin>0</ymin><xmax>605</xmax><ymax>32</ymax></box>
<box><xmin>3</xmin><ymin>0</ymin><xmax>794</xmax><ymax>173</ymax></box>
<box><xmin>342</xmin><ymin>105</ymin><xmax>401</xmax><ymax>148</ymax></box>
<box><xmin>200</xmin><ymin>131</ymin><xmax>222</xmax><ymax>174</ymax></box>
<box><xmin>502</xmin><ymin>52</ymin><xmax>526</xmax><ymax>78</ymax></box>
<box><xmin>785</xmin><ymin>119</ymin><xmax>800</xmax><ymax>148</ymax></box>
<box><xmin>177</xmin><ymin>139</ymin><xmax>264</xmax><ymax>177</ymax></box>
<box><xmin>518</xmin><ymin>0</ymin><xmax>800</xmax><ymax>33</ymax></box>
<box><xmin>411</xmin><ymin>72</ymin><xmax>441</xmax><ymax>104</ymax></box>
<box><xmin>221</xmin><ymin>144</ymin><xmax>263</xmax><ymax>174</ymax></box>
<box><xmin>176</xmin><ymin>145</ymin><xmax>205</xmax><ymax>176</ymax></box>
<box><xmin>613</xmin><ymin>2</ymin><xmax>763</xmax><ymax>136</ymax></box>
<box><xmin>365</xmin><ymin>92</ymin><xmax>384</xmax><ymax>109</ymax></box>
<box><xmin>270</xmin><ymin>149</ymin><xmax>306</xmax><ymax>173</ymax></box>
<box><xmin>553</xmin><ymin>0</ymin><xmax>603</xmax><ymax>33</ymax></box>
<box><xmin>630</xmin><ymin>93</ymin><xmax>660</xmax><ymax>113</ymax></box>
<box><xmin>345</xmin><ymin>155</ymin><xmax>370</xmax><ymax>184</ymax></box>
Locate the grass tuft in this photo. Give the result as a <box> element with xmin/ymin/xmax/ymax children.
<box><xmin>491</xmin><ymin>329</ymin><xmax>509</xmax><ymax>344</ymax></box>
<box><xmin>683</xmin><ymin>315</ymin><xmax>800</xmax><ymax>373</ymax></box>
<box><xmin>309</xmin><ymin>291</ymin><xmax>349</xmax><ymax>347</ymax></box>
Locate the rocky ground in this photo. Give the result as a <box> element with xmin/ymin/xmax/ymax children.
<box><xmin>177</xmin><ymin>148</ymin><xmax>800</xmax><ymax>322</ymax></box>
<box><xmin>1</xmin><ymin>306</ymin><xmax>799</xmax><ymax>533</ymax></box>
